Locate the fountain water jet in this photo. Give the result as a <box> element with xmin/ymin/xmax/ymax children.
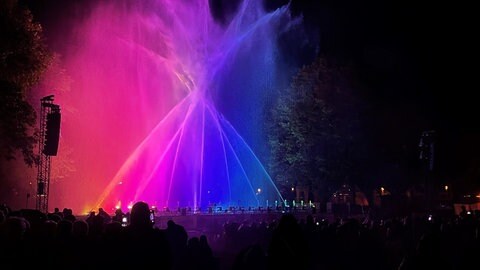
<box><xmin>55</xmin><ymin>0</ymin><xmax>302</xmax><ymax>211</ymax></box>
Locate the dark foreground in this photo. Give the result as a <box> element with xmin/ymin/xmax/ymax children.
<box><xmin>1</xmin><ymin>203</ymin><xmax>478</xmax><ymax>270</ymax></box>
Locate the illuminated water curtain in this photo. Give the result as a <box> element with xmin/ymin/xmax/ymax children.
<box><xmin>96</xmin><ymin>0</ymin><xmax>295</xmax><ymax>210</ymax></box>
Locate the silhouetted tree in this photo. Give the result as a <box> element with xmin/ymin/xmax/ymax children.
<box><xmin>267</xmin><ymin>56</ymin><xmax>365</xmax><ymax>198</ymax></box>
<box><xmin>0</xmin><ymin>0</ymin><xmax>51</xmax><ymax>166</ymax></box>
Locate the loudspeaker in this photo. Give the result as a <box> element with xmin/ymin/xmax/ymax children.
<box><xmin>37</xmin><ymin>182</ymin><xmax>45</xmax><ymax>195</ymax></box>
<box><xmin>43</xmin><ymin>111</ymin><xmax>61</xmax><ymax>156</ymax></box>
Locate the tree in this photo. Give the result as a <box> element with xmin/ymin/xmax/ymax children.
<box><xmin>267</xmin><ymin>56</ymin><xmax>365</xmax><ymax>199</ymax></box>
<box><xmin>0</xmin><ymin>0</ymin><xmax>51</xmax><ymax>166</ymax></box>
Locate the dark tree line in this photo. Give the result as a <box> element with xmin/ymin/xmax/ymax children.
<box><xmin>267</xmin><ymin>56</ymin><xmax>367</xmax><ymax>199</ymax></box>
<box><xmin>0</xmin><ymin>0</ymin><xmax>51</xmax><ymax>166</ymax></box>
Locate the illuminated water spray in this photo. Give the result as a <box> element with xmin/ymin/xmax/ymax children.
<box><xmin>87</xmin><ymin>0</ymin><xmax>299</xmax><ymax>210</ymax></box>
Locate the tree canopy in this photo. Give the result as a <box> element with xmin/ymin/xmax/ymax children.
<box><xmin>267</xmin><ymin>56</ymin><xmax>365</xmax><ymax>197</ymax></box>
<box><xmin>0</xmin><ymin>0</ymin><xmax>51</xmax><ymax>166</ymax></box>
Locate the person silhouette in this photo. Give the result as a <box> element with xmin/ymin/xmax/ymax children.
<box><xmin>123</xmin><ymin>201</ymin><xmax>171</xmax><ymax>268</ymax></box>
<box><xmin>268</xmin><ymin>214</ymin><xmax>309</xmax><ymax>270</ymax></box>
<box><xmin>165</xmin><ymin>219</ymin><xmax>188</xmax><ymax>268</ymax></box>
<box><xmin>97</xmin><ymin>208</ymin><xmax>111</xmax><ymax>223</ymax></box>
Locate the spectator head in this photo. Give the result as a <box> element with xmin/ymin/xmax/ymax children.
<box><xmin>48</xmin><ymin>213</ymin><xmax>62</xmax><ymax>223</ymax></box>
<box><xmin>57</xmin><ymin>219</ymin><xmax>73</xmax><ymax>239</ymax></box>
<box><xmin>199</xmin><ymin>235</ymin><xmax>208</xmax><ymax>245</ymax></box>
<box><xmin>115</xmin><ymin>208</ymin><xmax>124</xmax><ymax>216</ymax></box>
<box><xmin>188</xmin><ymin>236</ymin><xmax>200</xmax><ymax>248</ymax></box>
<box><xmin>3</xmin><ymin>216</ymin><xmax>30</xmax><ymax>241</ymax></box>
<box><xmin>72</xmin><ymin>220</ymin><xmax>89</xmax><ymax>237</ymax></box>
<box><xmin>42</xmin><ymin>219</ymin><xmax>58</xmax><ymax>239</ymax></box>
<box><xmin>130</xmin><ymin>201</ymin><xmax>151</xmax><ymax>228</ymax></box>
<box><xmin>105</xmin><ymin>221</ymin><xmax>122</xmax><ymax>236</ymax></box>
<box><xmin>63</xmin><ymin>208</ymin><xmax>73</xmax><ymax>216</ymax></box>
<box><xmin>64</xmin><ymin>213</ymin><xmax>76</xmax><ymax>223</ymax></box>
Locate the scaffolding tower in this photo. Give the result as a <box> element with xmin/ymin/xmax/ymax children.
<box><xmin>36</xmin><ymin>95</ymin><xmax>61</xmax><ymax>213</ymax></box>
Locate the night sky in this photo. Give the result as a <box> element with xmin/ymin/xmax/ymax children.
<box><xmin>286</xmin><ymin>0</ymin><xmax>479</xmax><ymax>193</ymax></box>
<box><xmin>22</xmin><ymin>0</ymin><xmax>479</xmax><ymax>193</ymax></box>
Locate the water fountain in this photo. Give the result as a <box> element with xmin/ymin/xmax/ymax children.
<box><xmin>51</xmin><ymin>0</ymin><xmax>302</xmax><ymax>211</ymax></box>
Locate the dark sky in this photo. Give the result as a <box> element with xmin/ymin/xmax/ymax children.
<box><xmin>248</xmin><ymin>0</ymin><xmax>477</xmax><ymax>192</ymax></box>
<box><xmin>23</xmin><ymin>0</ymin><xmax>479</xmax><ymax>192</ymax></box>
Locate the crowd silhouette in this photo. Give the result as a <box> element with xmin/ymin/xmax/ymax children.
<box><xmin>0</xmin><ymin>201</ymin><xmax>479</xmax><ymax>269</ymax></box>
